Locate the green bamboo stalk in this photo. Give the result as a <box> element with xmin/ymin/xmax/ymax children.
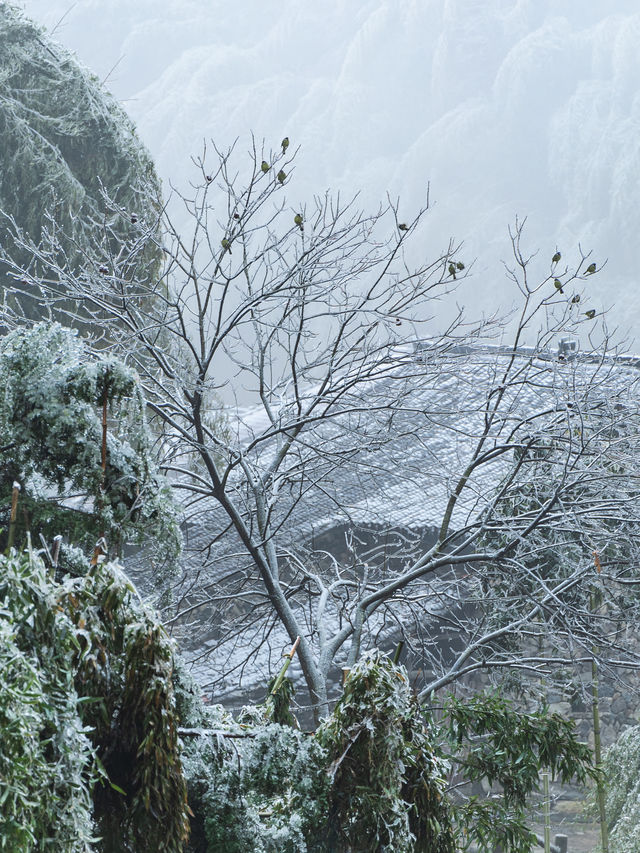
<box><xmin>7</xmin><ymin>481</ymin><xmax>20</xmax><ymax>551</ymax></box>
<box><xmin>91</xmin><ymin>371</ymin><xmax>109</xmax><ymax>567</ymax></box>
<box><xmin>592</xmin><ymin>655</ymin><xmax>609</xmax><ymax>852</ymax></box>
<box><xmin>590</xmin><ymin>583</ymin><xmax>609</xmax><ymax>853</ymax></box>
<box><xmin>271</xmin><ymin>636</ymin><xmax>300</xmax><ymax>695</ymax></box>
<box><xmin>542</xmin><ymin>770</ymin><xmax>551</xmax><ymax>853</ymax></box>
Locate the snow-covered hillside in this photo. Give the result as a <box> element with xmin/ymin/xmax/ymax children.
<box><xmin>17</xmin><ymin>0</ymin><xmax>640</xmax><ymax>336</ymax></box>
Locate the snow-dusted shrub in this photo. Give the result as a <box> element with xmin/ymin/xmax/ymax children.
<box><xmin>175</xmin><ymin>665</ymin><xmax>318</xmax><ymax>852</ymax></box>
<box><xmin>59</xmin><ymin>558</ymin><xmax>190</xmax><ymax>853</ymax></box>
<box><xmin>0</xmin><ymin>548</ymin><xmax>191</xmax><ymax>852</ymax></box>
<box><xmin>0</xmin><ymin>550</ymin><xmax>96</xmax><ymax>851</ymax></box>
<box><xmin>179</xmin><ymin>690</ymin><xmax>328</xmax><ymax>853</ymax></box>
<box><xmin>179</xmin><ymin>650</ymin><xmax>596</xmax><ymax>853</ymax></box>
<box><xmin>313</xmin><ymin>649</ymin><xmax>455</xmax><ymax>853</ymax></box>
<box><xmin>181</xmin><ymin>723</ymin><xmax>264</xmax><ymax>853</ymax></box>
<box><xmin>595</xmin><ymin>724</ymin><xmax>640</xmax><ymax>852</ymax></box>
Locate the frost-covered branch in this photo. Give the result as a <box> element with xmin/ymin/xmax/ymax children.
<box><xmin>3</xmin><ymin>141</ymin><xmax>640</xmax><ymax>719</ymax></box>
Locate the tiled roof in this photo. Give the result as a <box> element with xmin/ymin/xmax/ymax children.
<box><xmin>168</xmin><ymin>342</ymin><xmax>640</xmax><ymax>704</ymax></box>
<box><xmin>182</xmin><ymin>343</ymin><xmax>640</xmax><ymax>557</ymax></box>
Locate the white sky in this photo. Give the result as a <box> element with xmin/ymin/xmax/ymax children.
<box><xmin>18</xmin><ymin>0</ymin><xmax>640</xmax><ymax>343</ymax></box>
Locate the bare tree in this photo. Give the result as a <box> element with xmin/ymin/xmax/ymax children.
<box><xmin>3</xmin><ymin>140</ymin><xmax>640</xmax><ymax>720</ymax></box>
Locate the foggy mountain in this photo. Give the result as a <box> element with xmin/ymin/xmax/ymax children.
<box><xmin>17</xmin><ymin>0</ymin><xmax>640</xmax><ymax>340</ymax></box>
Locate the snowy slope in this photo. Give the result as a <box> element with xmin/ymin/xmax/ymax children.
<box><xmin>16</xmin><ymin>0</ymin><xmax>640</xmax><ymax>337</ymax></box>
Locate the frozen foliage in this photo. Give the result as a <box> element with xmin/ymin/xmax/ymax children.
<box><xmin>60</xmin><ymin>559</ymin><xmax>190</xmax><ymax>852</ymax></box>
<box><xmin>0</xmin><ymin>321</ymin><xmax>181</xmax><ymax>569</ymax></box>
<box><xmin>596</xmin><ymin>724</ymin><xmax>640</xmax><ymax>852</ymax></box>
<box><xmin>314</xmin><ymin>650</ymin><xmax>455</xmax><ymax>853</ymax></box>
<box><xmin>0</xmin><ymin>548</ymin><xmax>190</xmax><ymax>852</ymax></box>
<box><xmin>0</xmin><ymin>552</ymin><xmax>597</xmax><ymax>853</ymax></box>
<box><xmin>0</xmin><ymin>3</ymin><xmax>162</xmax><ymax>315</ymax></box>
<box><xmin>445</xmin><ymin>692</ymin><xmax>595</xmax><ymax>853</ymax></box>
<box><xmin>182</xmin><ymin>721</ymin><xmax>327</xmax><ymax>853</ymax></box>
<box><xmin>178</xmin><ymin>668</ymin><xmax>327</xmax><ymax>853</ymax></box>
<box><xmin>0</xmin><ymin>550</ymin><xmax>97</xmax><ymax>851</ymax></box>
<box><xmin>178</xmin><ymin>649</ymin><xmax>595</xmax><ymax>852</ymax></box>
<box><xmin>178</xmin><ymin>651</ymin><xmax>455</xmax><ymax>853</ymax></box>
<box><xmin>477</xmin><ymin>385</ymin><xmax>640</xmax><ymax>666</ymax></box>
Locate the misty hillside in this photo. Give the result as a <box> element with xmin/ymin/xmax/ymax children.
<box><xmin>18</xmin><ymin>0</ymin><xmax>640</xmax><ymax>337</ymax></box>
<box><xmin>0</xmin><ymin>3</ymin><xmax>161</xmax><ymax>312</ymax></box>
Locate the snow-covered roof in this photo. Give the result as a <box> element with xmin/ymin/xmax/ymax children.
<box><xmin>167</xmin><ymin>340</ymin><xmax>640</xmax><ymax>705</ymax></box>
<box><xmin>181</xmin><ymin>342</ymin><xmax>640</xmax><ymax>560</ymax></box>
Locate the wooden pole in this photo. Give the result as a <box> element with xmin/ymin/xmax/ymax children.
<box><xmin>52</xmin><ymin>534</ymin><xmax>62</xmax><ymax>568</ymax></box>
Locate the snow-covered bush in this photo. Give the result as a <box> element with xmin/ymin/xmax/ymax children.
<box><xmin>0</xmin><ymin>550</ymin><xmax>97</xmax><ymax>851</ymax></box>
<box><xmin>59</xmin><ymin>558</ymin><xmax>190</xmax><ymax>853</ymax></box>
<box><xmin>179</xmin><ymin>649</ymin><xmax>597</xmax><ymax>853</ymax></box>
<box><xmin>0</xmin><ymin>548</ymin><xmax>190</xmax><ymax>852</ymax></box>
<box><xmin>179</xmin><ymin>650</ymin><xmax>455</xmax><ymax>853</ymax></box>
<box><xmin>314</xmin><ymin>650</ymin><xmax>455</xmax><ymax>853</ymax></box>
<box><xmin>595</xmin><ymin>724</ymin><xmax>640</xmax><ymax>852</ymax></box>
<box><xmin>178</xmin><ymin>685</ymin><xmax>328</xmax><ymax>853</ymax></box>
<box><xmin>0</xmin><ymin>542</ymin><xmax>598</xmax><ymax>853</ymax></box>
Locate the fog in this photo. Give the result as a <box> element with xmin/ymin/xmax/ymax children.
<box><xmin>18</xmin><ymin>0</ymin><xmax>640</xmax><ymax>342</ymax></box>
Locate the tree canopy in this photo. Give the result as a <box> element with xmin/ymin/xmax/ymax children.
<box><xmin>0</xmin><ymin>321</ymin><xmax>180</xmax><ymax>569</ymax></box>
<box><xmin>3</xmin><ymin>139</ymin><xmax>640</xmax><ymax>723</ymax></box>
